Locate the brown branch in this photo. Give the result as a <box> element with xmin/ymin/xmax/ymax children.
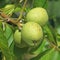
<box><xmin>0</xmin><ymin>12</ymin><xmax>22</xmax><ymax>28</ymax></box>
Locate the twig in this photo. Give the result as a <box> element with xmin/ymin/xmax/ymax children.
<box><xmin>17</xmin><ymin>0</ymin><xmax>27</xmax><ymax>21</ymax></box>
<box><xmin>45</xmin><ymin>38</ymin><xmax>60</xmax><ymax>51</ymax></box>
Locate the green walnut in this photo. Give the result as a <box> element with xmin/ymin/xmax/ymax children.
<box><xmin>14</xmin><ymin>30</ymin><xmax>27</xmax><ymax>48</ymax></box>
<box><xmin>21</xmin><ymin>22</ymin><xmax>43</xmax><ymax>46</ymax></box>
<box><xmin>14</xmin><ymin>30</ymin><xmax>21</xmax><ymax>45</ymax></box>
<box><xmin>26</xmin><ymin>7</ymin><xmax>49</xmax><ymax>26</ymax></box>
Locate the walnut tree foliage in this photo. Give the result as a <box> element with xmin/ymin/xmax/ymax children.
<box><xmin>0</xmin><ymin>0</ymin><xmax>60</xmax><ymax>60</ymax></box>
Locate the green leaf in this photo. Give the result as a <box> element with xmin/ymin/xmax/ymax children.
<box><xmin>32</xmin><ymin>39</ymin><xmax>48</xmax><ymax>55</ymax></box>
<box><xmin>31</xmin><ymin>48</ymin><xmax>51</xmax><ymax>60</ymax></box>
<box><xmin>9</xmin><ymin>41</ymin><xmax>14</xmax><ymax>54</ymax></box>
<box><xmin>57</xmin><ymin>26</ymin><xmax>60</xmax><ymax>35</ymax></box>
<box><xmin>31</xmin><ymin>48</ymin><xmax>60</xmax><ymax>60</ymax></box>
<box><xmin>4</xmin><ymin>24</ymin><xmax>13</xmax><ymax>47</ymax></box>
<box><xmin>33</xmin><ymin>0</ymin><xmax>47</xmax><ymax>8</ymax></box>
<box><xmin>0</xmin><ymin>27</ymin><xmax>15</xmax><ymax>60</ymax></box>
<box><xmin>56</xmin><ymin>25</ymin><xmax>60</xmax><ymax>46</ymax></box>
<box><xmin>44</xmin><ymin>24</ymin><xmax>57</xmax><ymax>44</ymax></box>
<box><xmin>14</xmin><ymin>7</ymin><xmax>21</xmax><ymax>12</ymax></box>
<box><xmin>40</xmin><ymin>48</ymin><xmax>60</xmax><ymax>60</ymax></box>
<box><xmin>29</xmin><ymin>38</ymin><xmax>50</xmax><ymax>60</ymax></box>
<box><xmin>2</xmin><ymin>4</ymin><xmax>15</xmax><ymax>15</ymax></box>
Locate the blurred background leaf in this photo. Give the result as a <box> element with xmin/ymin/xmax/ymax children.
<box><xmin>33</xmin><ymin>0</ymin><xmax>47</xmax><ymax>8</ymax></box>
